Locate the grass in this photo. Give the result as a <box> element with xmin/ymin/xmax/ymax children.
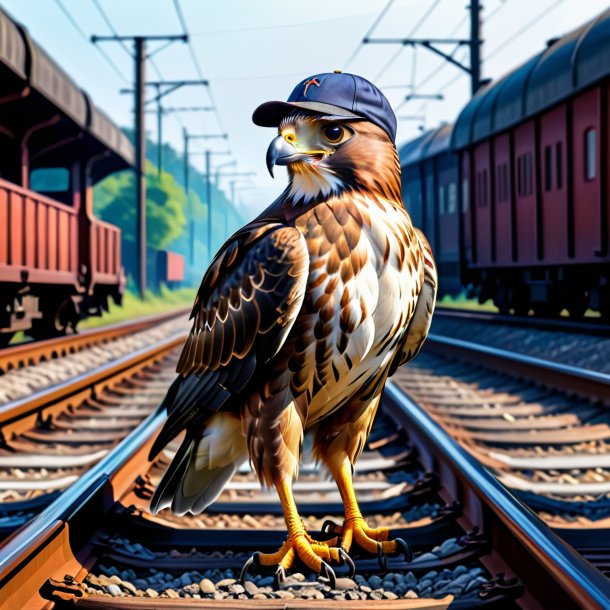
<box><xmin>80</xmin><ymin>285</ymin><xmax>196</xmax><ymax>329</ymax></box>
<box><xmin>437</xmin><ymin>292</ymin><xmax>499</xmax><ymax>312</ymax></box>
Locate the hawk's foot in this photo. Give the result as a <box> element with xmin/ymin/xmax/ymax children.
<box><xmin>239</xmin><ymin>532</ymin><xmax>354</xmax><ymax>588</ymax></box>
<box><xmin>322</xmin><ymin>517</ymin><xmax>412</xmax><ymax>569</ymax></box>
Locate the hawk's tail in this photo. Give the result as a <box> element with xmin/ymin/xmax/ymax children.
<box><xmin>150</xmin><ymin>412</ymin><xmax>247</xmax><ymax>516</ymax></box>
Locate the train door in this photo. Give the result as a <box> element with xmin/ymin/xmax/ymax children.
<box><xmin>493</xmin><ymin>133</ymin><xmax>513</xmax><ymax>266</ymax></box>
<box><xmin>461</xmin><ymin>151</ymin><xmax>473</xmax><ymax>266</ymax></box>
<box><xmin>402</xmin><ymin>164</ymin><xmax>423</xmax><ymax>228</ymax></box>
<box><xmin>473</xmin><ymin>141</ymin><xmax>492</xmax><ymax>266</ymax></box>
<box><xmin>423</xmin><ymin>159</ymin><xmax>437</xmax><ymax>255</ymax></box>
<box><xmin>539</xmin><ymin>105</ymin><xmax>569</xmax><ymax>264</ymax></box>
<box><xmin>572</xmin><ymin>88</ymin><xmax>603</xmax><ymax>262</ymax></box>
<box><xmin>513</xmin><ymin>121</ymin><xmax>537</xmax><ymax>265</ymax></box>
<box><xmin>438</xmin><ymin>155</ymin><xmax>459</xmax><ymax>258</ymax></box>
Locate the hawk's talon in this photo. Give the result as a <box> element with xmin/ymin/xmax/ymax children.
<box><xmin>274</xmin><ymin>565</ymin><xmax>287</xmax><ymax>588</ymax></box>
<box><xmin>338</xmin><ymin>547</ymin><xmax>356</xmax><ymax>577</ymax></box>
<box><xmin>377</xmin><ymin>542</ymin><xmax>389</xmax><ymax>571</ymax></box>
<box><xmin>320</xmin><ymin>560</ymin><xmax>337</xmax><ymax>590</ymax></box>
<box><xmin>394</xmin><ymin>537</ymin><xmax>413</xmax><ymax>562</ymax></box>
<box><xmin>321</xmin><ymin>519</ymin><xmax>341</xmax><ymax>535</ymax></box>
<box><xmin>240</xmin><ymin>531</ymin><xmax>343</xmax><ymax>585</ymax></box>
<box><xmin>239</xmin><ymin>552</ymin><xmax>260</xmax><ymax>583</ymax></box>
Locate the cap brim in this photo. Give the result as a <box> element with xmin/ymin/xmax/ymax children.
<box><xmin>252</xmin><ymin>100</ymin><xmax>364</xmax><ymax>127</ymax></box>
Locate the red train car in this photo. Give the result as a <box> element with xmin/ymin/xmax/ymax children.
<box><xmin>155</xmin><ymin>250</ymin><xmax>185</xmax><ymax>288</ymax></box>
<box><xmin>0</xmin><ymin>9</ymin><xmax>134</xmax><ymax>344</ymax></box>
<box><xmin>452</xmin><ymin>8</ymin><xmax>610</xmax><ymax>315</ymax></box>
<box><xmin>401</xmin><ymin>8</ymin><xmax>610</xmax><ymax>317</ymax></box>
<box><xmin>399</xmin><ymin>125</ymin><xmax>460</xmax><ymax>296</ymax></box>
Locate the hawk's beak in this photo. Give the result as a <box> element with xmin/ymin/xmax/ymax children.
<box><xmin>266</xmin><ymin>135</ymin><xmax>322</xmax><ymax>178</ymax></box>
<box><xmin>266</xmin><ymin>136</ymin><xmax>296</xmax><ymax>178</ymax></box>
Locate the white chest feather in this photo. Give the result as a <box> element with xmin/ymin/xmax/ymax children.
<box><xmin>303</xmin><ymin>195</ymin><xmax>421</xmax><ymax>425</ymax></box>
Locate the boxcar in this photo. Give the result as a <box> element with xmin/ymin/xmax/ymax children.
<box><xmin>452</xmin><ymin>8</ymin><xmax>610</xmax><ymax>316</ymax></box>
<box><xmin>0</xmin><ymin>9</ymin><xmax>133</xmax><ymax>343</ymax></box>
<box><xmin>399</xmin><ymin>125</ymin><xmax>460</xmax><ymax>296</ymax></box>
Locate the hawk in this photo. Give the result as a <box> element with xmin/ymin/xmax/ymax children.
<box><xmin>149</xmin><ymin>72</ymin><xmax>437</xmax><ymax>586</ymax></box>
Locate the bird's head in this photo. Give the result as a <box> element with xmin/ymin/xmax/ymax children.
<box><xmin>254</xmin><ymin>72</ymin><xmax>401</xmax><ymax>205</ymax></box>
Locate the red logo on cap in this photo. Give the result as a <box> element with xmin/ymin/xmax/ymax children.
<box><xmin>303</xmin><ymin>78</ymin><xmax>320</xmax><ymax>97</ymax></box>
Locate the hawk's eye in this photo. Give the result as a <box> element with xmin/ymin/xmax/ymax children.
<box><xmin>322</xmin><ymin>125</ymin><xmax>344</xmax><ymax>143</ymax></box>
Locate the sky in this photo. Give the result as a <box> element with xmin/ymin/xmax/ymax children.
<box><xmin>2</xmin><ymin>0</ymin><xmax>609</xmax><ymax>219</ymax></box>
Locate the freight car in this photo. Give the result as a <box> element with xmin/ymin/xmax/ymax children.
<box><xmin>400</xmin><ymin>8</ymin><xmax>610</xmax><ymax>317</ymax></box>
<box><xmin>400</xmin><ymin>124</ymin><xmax>460</xmax><ymax>297</ymax></box>
<box><xmin>149</xmin><ymin>250</ymin><xmax>185</xmax><ymax>291</ymax></box>
<box><xmin>0</xmin><ymin>9</ymin><xmax>134</xmax><ymax>345</ymax></box>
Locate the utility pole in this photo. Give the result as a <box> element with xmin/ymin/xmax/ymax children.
<box><xmin>124</xmin><ymin>82</ymin><xmax>210</xmax><ymax>177</ymax></box>
<box><xmin>470</xmin><ymin>0</ymin><xmax>482</xmax><ymax>96</ymax></box>
<box><xmin>214</xmin><ymin>160</ymin><xmax>237</xmax><ymax>185</ymax></box>
<box><xmin>216</xmin><ymin>171</ymin><xmax>256</xmax><ymax>192</ymax></box>
<box><xmin>206</xmin><ymin>150</ymin><xmax>212</xmax><ymax>260</ymax></box>
<box><xmin>364</xmin><ymin>0</ymin><xmax>483</xmax><ymax>96</ymax></box>
<box><xmin>182</xmin><ymin>134</ymin><xmax>228</xmax><ymax>264</ymax></box>
<box><xmin>151</xmin><ymin>106</ymin><xmax>213</xmax><ymax>177</ymax></box>
<box><xmin>147</xmin><ymin>81</ymin><xmax>208</xmax><ymax>176</ymax></box>
<box><xmin>134</xmin><ymin>38</ymin><xmax>146</xmax><ymax>299</ymax></box>
<box><xmin>91</xmin><ymin>33</ymin><xmax>188</xmax><ymax>298</ymax></box>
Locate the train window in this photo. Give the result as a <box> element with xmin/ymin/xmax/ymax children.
<box><xmin>30</xmin><ymin>167</ymin><xmax>69</xmax><ymax>193</ymax></box>
<box><xmin>544</xmin><ymin>146</ymin><xmax>552</xmax><ymax>192</ymax></box>
<box><xmin>497</xmin><ymin>163</ymin><xmax>509</xmax><ymax>202</ymax></box>
<box><xmin>585</xmin><ymin>129</ymin><xmax>596</xmax><ymax>181</ymax></box>
<box><xmin>477</xmin><ymin>170</ymin><xmax>488</xmax><ymax>208</ymax></box>
<box><xmin>438</xmin><ymin>186</ymin><xmax>445</xmax><ymax>215</ymax></box>
<box><xmin>555</xmin><ymin>142</ymin><xmax>563</xmax><ymax>189</ymax></box>
<box><xmin>448</xmin><ymin>183</ymin><xmax>457</xmax><ymax>214</ymax></box>
<box><xmin>462</xmin><ymin>178</ymin><xmax>469</xmax><ymax>213</ymax></box>
<box><xmin>517</xmin><ymin>154</ymin><xmax>533</xmax><ymax>197</ymax></box>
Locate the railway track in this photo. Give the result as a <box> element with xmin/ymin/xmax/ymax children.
<box><xmin>0</xmin><ymin>311</ymin><xmax>189</xmax><ymax>543</ymax></box>
<box><xmin>0</xmin><ymin>308</ymin><xmax>191</xmax><ymax>374</ymax></box>
<box><xmin>434</xmin><ymin>306</ymin><xmax>610</xmax><ymax>337</ymax></box>
<box><xmin>1</xmin><ymin>338</ymin><xmax>608</xmax><ymax>608</ymax></box>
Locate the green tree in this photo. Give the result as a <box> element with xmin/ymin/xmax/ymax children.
<box><xmin>94</xmin><ymin>161</ymin><xmax>187</xmax><ymax>250</ymax></box>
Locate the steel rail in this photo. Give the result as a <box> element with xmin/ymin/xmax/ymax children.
<box><xmin>434</xmin><ymin>306</ymin><xmax>610</xmax><ymax>336</ymax></box>
<box><xmin>0</xmin><ymin>331</ymin><xmax>187</xmax><ymax>434</ymax></box>
<box><xmin>0</xmin><ymin>408</ymin><xmax>166</xmax><ymax>609</ymax></box>
<box><xmin>0</xmin><ymin>306</ymin><xmax>190</xmax><ymax>372</ymax></box>
<box><xmin>384</xmin><ymin>381</ymin><xmax>610</xmax><ymax>610</ymax></box>
<box><xmin>424</xmin><ymin>333</ymin><xmax>610</xmax><ymax>403</ymax></box>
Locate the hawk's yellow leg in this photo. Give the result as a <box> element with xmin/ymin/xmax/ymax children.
<box><xmin>327</xmin><ymin>458</ymin><xmax>411</xmax><ymax>564</ymax></box>
<box><xmin>240</xmin><ymin>479</ymin><xmax>351</xmax><ymax>586</ymax></box>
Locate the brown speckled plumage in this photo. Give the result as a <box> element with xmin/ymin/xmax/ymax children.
<box><xmin>149</xmin><ymin>113</ymin><xmax>437</xmax><ymax>570</ymax></box>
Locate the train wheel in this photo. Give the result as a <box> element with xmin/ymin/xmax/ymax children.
<box><xmin>510</xmin><ymin>288</ymin><xmax>530</xmax><ymax>316</ymax></box>
<box><xmin>565</xmin><ymin>292</ymin><xmax>588</xmax><ymax>318</ymax></box>
<box><xmin>0</xmin><ymin>333</ymin><xmax>14</xmax><ymax>348</ymax></box>
<box><xmin>28</xmin><ymin>297</ymin><xmax>79</xmax><ymax>340</ymax></box>
<box><xmin>534</xmin><ymin>302</ymin><xmax>562</xmax><ymax>318</ymax></box>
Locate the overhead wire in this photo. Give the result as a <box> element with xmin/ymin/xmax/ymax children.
<box><xmin>92</xmin><ymin>0</ymin><xmax>183</xmax><ymax>130</ymax></box>
<box><xmin>344</xmin><ymin>0</ymin><xmax>395</xmax><ymax>68</ymax></box>
<box><xmin>407</xmin><ymin>0</ymin><xmax>509</xmax><ymax>101</ymax></box>
<box><xmin>486</xmin><ymin>0</ymin><xmax>566</xmax><ymax>60</ymax></box>
<box><xmin>52</xmin><ymin>0</ymin><xmax>129</xmax><ymax>83</ymax></box>
<box><xmin>373</xmin><ymin>0</ymin><xmax>442</xmax><ymax>82</ymax></box>
<box><xmin>173</xmin><ymin>0</ymin><xmax>227</xmax><ymax>136</ymax></box>
<box><xmin>91</xmin><ymin>0</ymin><xmax>132</xmax><ymax>58</ymax></box>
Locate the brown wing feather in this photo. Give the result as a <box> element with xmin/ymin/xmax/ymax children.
<box><xmin>149</xmin><ymin>222</ymin><xmax>309</xmax><ymax>460</ymax></box>
<box><xmin>389</xmin><ymin>228</ymin><xmax>437</xmax><ymax>375</ymax></box>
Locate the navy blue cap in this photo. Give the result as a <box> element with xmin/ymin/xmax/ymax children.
<box><xmin>253</xmin><ymin>71</ymin><xmax>397</xmax><ymax>142</ymax></box>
